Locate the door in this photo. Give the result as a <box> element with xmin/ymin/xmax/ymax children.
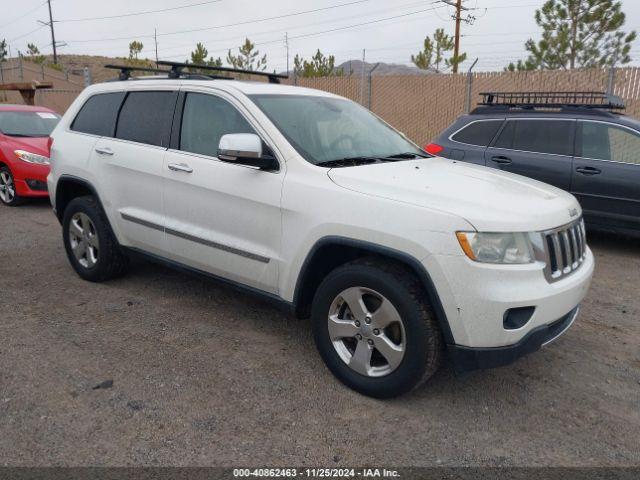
<box><xmin>572</xmin><ymin>120</ymin><xmax>640</xmax><ymax>232</ymax></box>
<box><xmin>88</xmin><ymin>90</ymin><xmax>178</xmax><ymax>254</ymax></box>
<box><xmin>484</xmin><ymin>118</ymin><xmax>575</xmax><ymax>190</ymax></box>
<box><xmin>162</xmin><ymin>90</ymin><xmax>284</xmax><ymax>294</ymax></box>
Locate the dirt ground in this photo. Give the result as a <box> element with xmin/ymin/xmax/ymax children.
<box><xmin>0</xmin><ymin>200</ymin><xmax>639</xmax><ymax>467</ymax></box>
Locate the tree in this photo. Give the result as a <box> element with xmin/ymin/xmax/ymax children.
<box><xmin>0</xmin><ymin>39</ymin><xmax>8</xmax><ymax>63</ymax></box>
<box><xmin>189</xmin><ymin>42</ymin><xmax>222</xmax><ymax>66</ymax></box>
<box><xmin>411</xmin><ymin>28</ymin><xmax>464</xmax><ymax>73</ymax></box>
<box><xmin>507</xmin><ymin>0</ymin><xmax>636</xmax><ymax>71</ymax></box>
<box><xmin>26</xmin><ymin>43</ymin><xmax>46</xmax><ymax>64</ymax></box>
<box><xmin>226</xmin><ymin>38</ymin><xmax>267</xmax><ymax>71</ymax></box>
<box><xmin>293</xmin><ymin>49</ymin><xmax>343</xmax><ymax>77</ymax></box>
<box><xmin>128</xmin><ymin>41</ymin><xmax>144</xmax><ymax>61</ymax></box>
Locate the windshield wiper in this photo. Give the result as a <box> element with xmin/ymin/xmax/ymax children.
<box><xmin>385</xmin><ymin>151</ymin><xmax>429</xmax><ymax>159</ymax></box>
<box><xmin>315</xmin><ymin>156</ymin><xmax>383</xmax><ymax>168</ymax></box>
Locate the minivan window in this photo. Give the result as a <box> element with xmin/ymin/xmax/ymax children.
<box><xmin>451</xmin><ymin>120</ymin><xmax>502</xmax><ymax>146</ymax></box>
<box><xmin>115</xmin><ymin>91</ymin><xmax>177</xmax><ymax>147</ymax></box>
<box><xmin>580</xmin><ymin>121</ymin><xmax>640</xmax><ymax>165</ymax></box>
<box><xmin>71</xmin><ymin>92</ymin><xmax>125</xmax><ymax>137</ymax></box>
<box><xmin>493</xmin><ymin>119</ymin><xmax>574</xmax><ymax>156</ymax></box>
<box><xmin>249</xmin><ymin>94</ymin><xmax>422</xmax><ymax>165</ymax></box>
<box><xmin>179</xmin><ymin>93</ymin><xmax>255</xmax><ymax>157</ymax></box>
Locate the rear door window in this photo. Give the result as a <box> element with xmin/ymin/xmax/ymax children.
<box><xmin>493</xmin><ymin>119</ymin><xmax>574</xmax><ymax>156</ymax></box>
<box><xmin>115</xmin><ymin>91</ymin><xmax>177</xmax><ymax>147</ymax></box>
<box><xmin>451</xmin><ymin>120</ymin><xmax>502</xmax><ymax>146</ymax></box>
<box><xmin>71</xmin><ymin>92</ymin><xmax>125</xmax><ymax>137</ymax></box>
<box><xmin>580</xmin><ymin>121</ymin><xmax>640</xmax><ymax>164</ymax></box>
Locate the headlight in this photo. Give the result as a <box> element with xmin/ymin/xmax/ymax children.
<box><xmin>456</xmin><ymin>231</ymin><xmax>534</xmax><ymax>264</ymax></box>
<box><xmin>14</xmin><ymin>150</ymin><xmax>50</xmax><ymax>165</ymax></box>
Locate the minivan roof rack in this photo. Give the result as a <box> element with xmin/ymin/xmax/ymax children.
<box><xmin>477</xmin><ymin>91</ymin><xmax>625</xmax><ymax>111</ymax></box>
<box><xmin>156</xmin><ymin>60</ymin><xmax>289</xmax><ymax>84</ymax></box>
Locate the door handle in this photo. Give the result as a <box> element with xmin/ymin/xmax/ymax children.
<box><xmin>94</xmin><ymin>147</ymin><xmax>114</xmax><ymax>156</ymax></box>
<box><xmin>576</xmin><ymin>166</ymin><xmax>601</xmax><ymax>176</ymax></box>
<box><xmin>168</xmin><ymin>163</ymin><xmax>193</xmax><ymax>173</ymax></box>
<box><xmin>491</xmin><ymin>155</ymin><xmax>512</xmax><ymax>165</ymax></box>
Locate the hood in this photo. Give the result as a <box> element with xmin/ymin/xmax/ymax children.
<box><xmin>327</xmin><ymin>157</ymin><xmax>581</xmax><ymax>232</ymax></box>
<box><xmin>2</xmin><ymin>135</ymin><xmax>50</xmax><ymax>157</ymax></box>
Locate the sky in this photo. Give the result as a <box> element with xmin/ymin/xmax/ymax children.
<box><xmin>1</xmin><ymin>0</ymin><xmax>639</xmax><ymax>72</ymax></box>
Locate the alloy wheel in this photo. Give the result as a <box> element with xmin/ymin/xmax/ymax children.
<box><xmin>328</xmin><ymin>287</ymin><xmax>406</xmax><ymax>377</ymax></box>
<box><xmin>68</xmin><ymin>212</ymin><xmax>100</xmax><ymax>268</ymax></box>
<box><xmin>0</xmin><ymin>171</ymin><xmax>15</xmax><ymax>204</ymax></box>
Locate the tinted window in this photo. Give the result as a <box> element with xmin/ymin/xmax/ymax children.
<box><xmin>495</xmin><ymin>119</ymin><xmax>573</xmax><ymax>156</ymax></box>
<box><xmin>451</xmin><ymin>120</ymin><xmax>502</xmax><ymax>146</ymax></box>
<box><xmin>493</xmin><ymin>120</ymin><xmax>515</xmax><ymax>149</ymax></box>
<box><xmin>71</xmin><ymin>92</ymin><xmax>125</xmax><ymax>136</ymax></box>
<box><xmin>115</xmin><ymin>91</ymin><xmax>177</xmax><ymax>147</ymax></box>
<box><xmin>0</xmin><ymin>111</ymin><xmax>60</xmax><ymax>137</ymax></box>
<box><xmin>180</xmin><ymin>93</ymin><xmax>255</xmax><ymax>156</ymax></box>
<box><xmin>580</xmin><ymin>122</ymin><xmax>640</xmax><ymax>164</ymax></box>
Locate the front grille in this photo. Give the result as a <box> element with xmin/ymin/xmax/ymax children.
<box><xmin>542</xmin><ymin>218</ymin><xmax>587</xmax><ymax>282</ymax></box>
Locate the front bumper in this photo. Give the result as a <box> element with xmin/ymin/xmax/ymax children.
<box><xmin>11</xmin><ymin>161</ymin><xmax>50</xmax><ymax>198</ymax></box>
<box><xmin>448</xmin><ymin>305</ymin><xmax>580</xmax><ymax>372</ymax></box>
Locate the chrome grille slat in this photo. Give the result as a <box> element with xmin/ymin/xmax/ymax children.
<box><xmin>541</xmin><ymin>218</ymin><xmax>587</xmax><ymax>283</ymax></box>
<box><xmin>569</xmin><ymin>227</ymin><xmax>579</xmax><ymax>267</ymax></box>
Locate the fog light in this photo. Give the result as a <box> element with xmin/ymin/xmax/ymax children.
<box><xmin>503</xmin><ymin>306</ymin><xmax>535</xmax><ymax>330</ymax></box>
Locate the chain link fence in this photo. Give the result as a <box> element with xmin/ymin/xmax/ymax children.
<box><xmin>2</xmin><ymin>57</ymin><xmax>640</xmax><ymax>146</ymax></box>
<box><xmin>291</xmin><ymin>67</ymin><xmax>640</xmax><ymax>145</ymax></box>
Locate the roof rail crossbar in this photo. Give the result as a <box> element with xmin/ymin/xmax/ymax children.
<box><xmin>478</xmin><ymin>91</ymin><xmax>625</xmax><ymax>110</ymax></box>
<box><xmin>157</xmin><ymin>60</ymin><xmax>289</xmax><ymax>84</ymax></box>
<box><xmin>104</xmin><ymin>64</ymin><xmax>171</xmax><ymax>81</ymax></box>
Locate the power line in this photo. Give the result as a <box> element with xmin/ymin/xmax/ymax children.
<box><xmin>8</xmin><ymin>25</ymin><xmax>46</xmax><ymax>43</ymax></box>
<box><xmin>65</xmin><ymin>0</ymin><xmax>380</xmax><ymax>43</ymax></box>
<box><xmin>57</xmin><ymin>0</ymin><xmax>224</xmax><ymax>23</ymax></box>
<box><xmin>157</xmin><ymin>4</ymin><xmax>443</xmax><ymax>59</ymax></box>
<box><xmin>0</xmin><ymin>0</ymin><xmax>46</xmax><ymax>29</ymax></box>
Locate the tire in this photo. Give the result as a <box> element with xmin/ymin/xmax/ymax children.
<box><xmin>311</xmin><ymin>258</ymin><xmax>443</xmax><ymax>398</ymax></box>
<box><xmin>62</xmin><ymin>196</ymin><xmax>128</xmax><ymax>282</ymax></box>
<box><xmin>0</xmin><ymin>166</ymin><xmax>24</xmax><ymax>206</ymax></box>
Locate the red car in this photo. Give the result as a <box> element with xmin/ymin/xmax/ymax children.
<box><xmin>0</xmin><ymin>104</ymin><xmax>61</xmax><ymax>206</ymax></box>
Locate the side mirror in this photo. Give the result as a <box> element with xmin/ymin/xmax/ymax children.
<box><xmin>218</xmin><ymin>133</ymin><xmax>278</xmax><ymax>170</ymax></box>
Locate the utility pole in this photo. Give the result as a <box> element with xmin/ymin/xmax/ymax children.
<box><xmin>285</xmin><ymin>32</ymin><xmax>289</xmax><ymax>75</ymax></box>
<box><xmin>360</xmin><ymin>49</ymin><xmax>366</xmax><ymax>105</ymax></box>
<box><xmin>46</xmin><ymin>0</ymin><xmax>57</xmax><ymax>64</ymax></box>
<box><xmin>453</xmin><ymin>0</ymin><xmax>461</xmax><ymax>73</ymax></box>
<box><xmin>441</xmin><ymin>0</ymin><xmax>471</xmax><ymax>74</ymax></box>
<box><xmin>154</xmin><ymin>28</ymin><xmax>159</xmax><ymax>67</ymax></box>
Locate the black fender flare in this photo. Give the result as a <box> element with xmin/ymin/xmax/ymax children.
<box><xmin>292</xmin><ymin>236</ymin><xmax>456</xmax><ymax>345</ymax></box>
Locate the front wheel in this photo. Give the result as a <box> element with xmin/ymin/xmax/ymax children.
<box><xmin>311</xmin><ymin>259</ymin><xmax>443</xmax><ymax>398</ymax></box>
<box><xmin>0</xmin><ymin>166</ymin><xmax>23</xmax><ymax>206</ymax></box>
<box><xmin>62</xmin><ymin>196</ymin><xmax>128</xmax><ymax>282</ymax></box>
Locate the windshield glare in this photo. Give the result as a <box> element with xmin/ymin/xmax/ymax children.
<box><xmin>0</xmin><ymin>111</ymin><xmax>61</xmax><ymax>137</ymax></box>
<box><xmin>249</xmin><ymin>94</ymin><xmax>422</xmax><ymax>165</ymax></box>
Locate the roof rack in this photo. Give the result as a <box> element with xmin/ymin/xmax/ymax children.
<box><xmin>104</xmin><ymin>64</ymin><xmax>171</xmax><ymax>81</ymax></box>
<box><xmin>104</xmin><ymin>64</ymin><xmax>231</xmax><ymax>81</ymax></box>
<box><xmin>157</xmin><ymin>60</ymin><xmax>288</xmax><ymax>84</ymax></box>
<box><xmin>478</xmin><ymin>91</ymin><xmax>625</xmax><ymax>111</ymax></box>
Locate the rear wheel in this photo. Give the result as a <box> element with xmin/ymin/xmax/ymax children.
<box><xmin>311</xmin><ymin>258</ymin><xmax>443</xmax><ymax>398</ymax></box>
<box><xmin>62</xmin><ymin>196</ymin><xmax>128</xmax><ymax>282</ymax></box>
<box><xmin>0</xmin><ymin>166</ymin><xmax>23</xmax><ymax>206</ymax></box>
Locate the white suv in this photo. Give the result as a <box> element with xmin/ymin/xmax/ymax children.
<box><xmin>48</xmin><ymin>67</ymin><xmax>594</xmax><ymax>398</ymax></box>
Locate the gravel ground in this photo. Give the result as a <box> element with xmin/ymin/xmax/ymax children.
<box><xmin>0</xmin><ymin>199</ymin><xmax>639</xmax><ymax>467</ymax></box>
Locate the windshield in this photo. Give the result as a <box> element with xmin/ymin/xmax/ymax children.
<box><xmin>249</xmin><ymin>94</ymin><xmax>423</xmax><ymax>165</ymax></box>
<box><xmin>0</xmin><ymin>111</ymin><xmax>61</xmax><ymax>137</ymax></box>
